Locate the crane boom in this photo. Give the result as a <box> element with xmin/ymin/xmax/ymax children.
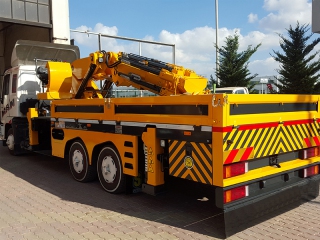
<box><xmin>37</xmin><ymin>51</ymin><xmax>208</xmax><ymax>100</ymax></box>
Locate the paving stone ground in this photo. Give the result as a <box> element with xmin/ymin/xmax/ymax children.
<box><xmin>0</xmin><ymin>144</ymin><xmax>319</xmax><ymax>240</ymax></box>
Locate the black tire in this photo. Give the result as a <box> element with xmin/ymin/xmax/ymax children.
<box><xmin>6</xmin><ymin>128</ymin><xmax>15</xmax><ymax>155</ymax></box>
<box><xmin>69</xmin><ymin>140</ymin><xmax>97</xmax><ymax>182</ymax></box>
<box><xmin>97</xmin><ymin>146</ymin><xmax>126</xmax><ymax>193</ymax></box>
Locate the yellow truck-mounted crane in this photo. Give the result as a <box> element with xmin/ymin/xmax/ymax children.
<box><xmin>35</xmin><ymin>50</ymin><xmax>208</xmax><ymax>100</ymax></box>
<box><xmin>1</xmin><ymin>41</ymin><xmax>320</xmax><ymax>237</ymax></box>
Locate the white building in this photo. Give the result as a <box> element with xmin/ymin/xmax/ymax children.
<box><xmin>251</xmin><ymin>76</ymin><xmax>278</xmax><ymax>94</ymax></box>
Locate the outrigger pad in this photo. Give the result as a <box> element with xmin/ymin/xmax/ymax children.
<box><xmin>223</xmin><ymin>176</ymin><xmax>320</xmax><ymax>238</ymax></box>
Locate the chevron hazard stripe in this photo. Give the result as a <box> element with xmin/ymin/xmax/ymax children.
<box><xmin>222</xmin><ymin>119</ymin><xmax>320</xmax><ymax>163</ymax></box>
<box><xmin>168</xmin><ymin>140</ymin><xmax>212</xmax><ymax>184</ymax></box>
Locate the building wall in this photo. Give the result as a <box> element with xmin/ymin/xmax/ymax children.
<box><xmin>51</xmin><ymin>0</ymin><xmax>70</xmax><ymax>44</ymax></box>
<box><xmin>312</xmin><ymin>0</ymin><xmax>320</xmax><ymax>33</ymax></box>
<box><xmin>0</xmin><ymin>0</ymin><xmax>70</xmax><ymax>92</ymax></box>
<box><xmin>251</xmin><ymin>76</ymin><xmax>278</xmax><ymax>94</ymax></box>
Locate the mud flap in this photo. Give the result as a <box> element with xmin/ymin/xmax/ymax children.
<box><xmin>222</xmin><ymin>175</ymin><xmax>320</xmax><ymax>238</ymax></box>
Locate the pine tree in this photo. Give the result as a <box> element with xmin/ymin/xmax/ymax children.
<box><xmin>216</xmin><ymin>34</ymin><xmax>261</xmax><ymax>88</ymax></box>
<box><xmin>206</xmin><ymin>74</ymin><xmax>216</xmax><ymax>90</ymax></box>
<box><xmin>271</xmin><ymin>23</ymin><xmax>320</xmax><ymax>94</ymax></box>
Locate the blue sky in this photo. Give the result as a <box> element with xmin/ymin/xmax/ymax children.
<box><xmin>69</xmin><ymin>0</ymin><xmax>316</xmax><ymax>79</ymax></box>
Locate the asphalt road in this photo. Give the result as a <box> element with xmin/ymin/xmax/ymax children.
<box><xmin>0</xmin><ymin>143</ymin><xmax>319</xmax><ymax>240</ymax></box>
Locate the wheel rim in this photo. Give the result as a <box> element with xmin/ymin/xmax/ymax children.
<box><xmin>72</xmin><ymin>150</ymin><xmax>84</xmax><ymax>173</ymax></box>
<box><xmin>101</xmin><ymin>155</ymin><xmax>117</xmax><ymax>183</ymax></box>
<box><xmin>6</xmin><ymin>134</ymin><xmax>14</xmax><ymax>151</ymax></box>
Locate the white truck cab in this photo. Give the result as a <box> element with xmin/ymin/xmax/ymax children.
<box><xmin>214</xmin><ymin>87</ymin><xmax>249</xmax><ymax>94</ymax></box>
<box><xmin>0</xmin><ymin>40</ymin><xmax>79</xmax><ymax>145</ymax></box>
<box><xmin>1</xmin><ymin>65</ymin><xmax>42</xmax><ymax>135</ymax></box>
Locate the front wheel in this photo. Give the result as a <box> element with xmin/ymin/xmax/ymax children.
<box><xmin>69</xmin><ymin>140</ymin><xmax>96</xmax><ymax>182</ymax></box>
<box><xmin>97</xmin><ymin>146</ymin><xmax>125</xmax><ymax>193</ymax></box>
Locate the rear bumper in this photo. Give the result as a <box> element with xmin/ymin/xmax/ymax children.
<box><xmin>218</xmin><ymin>174</ymin><xmax>320</xmax><ymax>237</ymax></box>
<box><xmin>225</xmin><ymin>174</ymin><xmax>320</xmax><ymax>210</ymax></box>
<box><xmin>216</xmin><ymin>164</ymin><xmax>320</xmax><ymax>209</ymax></box>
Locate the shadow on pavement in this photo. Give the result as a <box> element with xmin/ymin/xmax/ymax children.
<box><xmin>0</xmin><ymin>145</ymin><xmax>317</xmax><ymax>239</ymax></box>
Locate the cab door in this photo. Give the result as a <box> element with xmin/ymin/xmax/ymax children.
<box><xmin>1</xmin><ymin>73</ymin><xmax>11</xmax><ymax>122</ymax></box>
<box><xmin>0</xmin><ymin>72</ymin><xmax>17</xmax><ymax>122</ymax></box>
<box><xmin>0</xmin><ymin>73</ymin><xmax>10</xmax><ymax>139</ymax></box>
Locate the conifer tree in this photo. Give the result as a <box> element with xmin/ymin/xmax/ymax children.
<box><xmin>206</xmin><ymin>74</ymin><xmax>216</xmax><ymax>90</ymax></box>
<box><xmin>216</xmin><ymin>34</ymin><xmax>261</xmax><ymax>88</ymax></box>
<box><xmin>271</xmin><ymin>23</ymin><xmax>320</xmax><ymax>94</ymax></box>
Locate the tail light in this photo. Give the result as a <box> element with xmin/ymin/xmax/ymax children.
<box><xmin>223</xmin><ymin>162</ymin><xmax>248</xmax><ymax>179</ymax></box>
<box><xmin>224</xmin><ymin>185</ymin><xmax>249</xmax><ymax>204</ymax></box>
<box><xmin>299</xmin><ymin>147</ymin><xmax>319</xmax><ymax>159</ymax></box>
<box><xmin>301</xmin><ymin>165</ymin><xmax>319</xmax><ymax>178</ymax></box>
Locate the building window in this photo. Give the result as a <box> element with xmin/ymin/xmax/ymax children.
<box><xmin>26</xmin><ymin>1</ymin><xmax>37</xmax><ymax>22</ymax></box>
<box><xmin>0</xmin><ymin>0</ymin><xmax>51</xmax><ymax>25</ymax></box>
<box><xmin>38</xmin><ymin>3</ymin><xmax>49</xmax><ymax>23</ymax></box>
<box><xmin>12</xmin><ymin>0</ymin><xmax>25</xmax><ymax>20</ymax></box>
<box><xmin>0</xmin><ymin>0</ymin><xmax>11</xmax><ymax>18</ymax></box>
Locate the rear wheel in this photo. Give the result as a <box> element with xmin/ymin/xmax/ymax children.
<box><xmin>6</xmin><ymin>128</ymin><xmax>14</xmax><ymax>155</ymax></box>
<box><xmin>97</xmin><ymin>146</ymin><xmax>125</xmax><ymax>193</ymax></box>
<box><xmin>69</xmin><ymin>140</ymin><xmax>96</xmax><ymax>182</ymax></box>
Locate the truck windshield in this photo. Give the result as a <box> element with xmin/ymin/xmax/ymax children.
<box><xmin>215</xmin><ymin>90</ymin><xmax>233</xmax><ymax>93</ymax></box>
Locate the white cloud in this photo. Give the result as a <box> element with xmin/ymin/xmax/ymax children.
<box><xmin>71</xmin><ymin>23</ymin><xmax>126</xmax><ymax>55</ymax></box>
<box><xmin>239</xmin><ymin>31</ymin><xmax>279</xmax><ymax>51</ymax></box>
<box><xmin>71</xmin><ymin>0</ymin><xmax>317</xmax><ymax>81</ymax></box>
<box><xmin>71</xmin><ymin>23</ymin><xmax>281</xmax><ymax>78</ymax></box>
<box><xmin>249</xmin><ymin>57</ymin><xmax>279</xmax><ymax>76</ymax></box>
<box><xmin>134</xmin><ymin>26</ymin><xmax>238</xmax><ymax>65</ymax></box>
<box><xmin>158</xmin><ymin>27</ymin><xmax>216</xmax><ymax>63</ymax></box>
<box><xmin>260</xmin><ymin>0</ymin><xmax>311</xmax><ymax>33</ymax></box>
<box><xmin>71</xmin><ymin>23</ymin><xmax>118</xmax><ymax>44</ymax></box>
<box><xmin>248</xmin><ymin>13</ymin><xmax>258</xmax><ymax>23</ymax></box>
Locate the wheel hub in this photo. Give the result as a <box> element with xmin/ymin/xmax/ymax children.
<box><xmin>101</xmin><ymin>156</ymin><xmax>117</xmax><ymax>183</ymax></box>
<box><xmin>72</xmin><ymin>150</ymin><xmax>84</xmax><ymax>173</ymax></box>
<box><xmin>6</xmin><ymin>134</ymin><xmax>14</xmax><ymax>151</ymax></box>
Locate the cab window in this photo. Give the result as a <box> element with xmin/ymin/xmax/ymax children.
<box><xmin>235</xmin><ymin>89</ymin><xmax>245</xmax><ymax>94</ymax></box>
<box><xmin>3</xmin><ymin>74</ymin><xmax>10</xmax><ymax>95</ymax></box>
<box><xmin>12</xmin><ymin>74</ymin><xmax>17</xmax><ymax>93</ymax></box>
